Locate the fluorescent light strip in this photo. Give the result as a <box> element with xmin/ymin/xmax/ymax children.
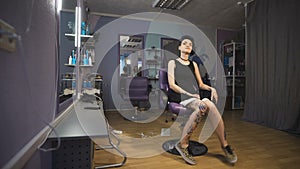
<box><xmin>75</xmin><ymin>6</ymin><xmax>82</xmax><ymax>47</ymax></box>
<box><xmin>75</xmin><ymin>7</ymin><xmax>78</xmax><ymax>47</ymax></box>
<box><xmin>152</xmin><ymin>0</ymin><xmax>192</xmax><ymax>10</ymax></box>
<box><xmin>57</xmin><ymin>0</ymin><xmax>62</xmax><ymax>12</ymax></box>
<box><xmin>78</xmin><ymin>7</ymin><xmax>81</xmax><ymax>47</ymax></box>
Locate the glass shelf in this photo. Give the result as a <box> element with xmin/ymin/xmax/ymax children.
<box><xmin>65</xmin><ymin>33</ymin><xmax>93</xmax><ymax>42</ymax></box>
<box><xmin>64</xmin><ymin>64</ymin><xmax>93</xmax><ymax>67</ymax></box>
<box><xmin>64</xmin><ymin>64</ymin><xmax>75</xmax><ymax>67</ymax></box>
<box><xmin>79</xmin><ymin>64</ymin><xmax>93</xmax><ymax>67</ymax></box>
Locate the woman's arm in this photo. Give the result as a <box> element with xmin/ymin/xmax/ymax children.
<box><xmin>193</xmin><ymin>62</ymin><xmax>210</xmax><ymax>90</ymax></box>
<box><xmin>167</xmin><ymin>60</ymin><xmax>198</xmax><ymax>98</ymax></box>
<box><xmin>193</xmin><ymin>62</ymin><xmax>218</xmax><ymax>102</ymax></box>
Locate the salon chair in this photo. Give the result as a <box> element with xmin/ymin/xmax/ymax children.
<box><xmin>159</xmin><ymin>69</ymin><xmax>208</xmax><ymax>156</ymax></box>
<box><xmin>158</xmin><ymin>69</ymin><xmax>193</xmax><ymax>122</ymax></box>
<box><xmin>124</xmin><ymin>76</ymin><xmax>150</xmax><ymax>121</ymax></box>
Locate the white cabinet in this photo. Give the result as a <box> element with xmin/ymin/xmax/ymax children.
<box><xmin>222</xmin><ymin>42</ymin><xmax>245</xmax><ymax>109</ymax></box>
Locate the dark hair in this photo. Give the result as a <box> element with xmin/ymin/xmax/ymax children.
<box><xmin>179</xmin><ymin>35</ymin><xmax>194</xmax><ymax>46</ymax></box>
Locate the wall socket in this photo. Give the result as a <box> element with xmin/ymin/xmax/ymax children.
<box><xmin>0</xmin><ymin>19</ymin><xmax>17</xmax><ymax>52</ymax></box>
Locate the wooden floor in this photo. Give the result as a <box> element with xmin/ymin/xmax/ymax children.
<box><xmin>93</xmin><ymin>110</ymin><xmax>300</xmax><ymax>169</ymax></box>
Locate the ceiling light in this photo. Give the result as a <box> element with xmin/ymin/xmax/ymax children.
<box><xmin>152</xmin><ymin>0</ymin><xmax>192</xmax><ymax>10</ymax></box>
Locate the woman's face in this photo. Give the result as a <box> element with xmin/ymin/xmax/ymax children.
<box><xmin>179</xmin><ymin>39</ymin><xmax>193</xmax><ymax>54</ymax></box>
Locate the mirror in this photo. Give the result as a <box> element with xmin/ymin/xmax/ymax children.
<box><xmin>119</xmin><ymin>35</ymin><xmax>144</xmax><ymax>77</ymax></box>
<box><xmin>57</xmin><ymin>9</ymin><xmax>77</xmax><ymax>113</ymax></box>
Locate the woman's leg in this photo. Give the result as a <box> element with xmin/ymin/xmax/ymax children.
<box><xmin>202</xmin><ymin>98</ymin><xmax>237</xmax><ymax>163</ymax></box>
<box><xmin>202</xmin><ymin>98</ymin><xmax>228</xmax><ymax>147</ymax></box>
<box><xmin>178</xmin><ymin>98</ymin><xmax>237</xmax><ymax>164</ymax></box>
<box><xmin>175</xmin><ymin>99</ymin><xmax>208</xmax><ymax>165</ymax></box>
<box><xmin>180</xmin><ymin>99</ymin><xmax>208</xmax><ymax>148</ymax></box>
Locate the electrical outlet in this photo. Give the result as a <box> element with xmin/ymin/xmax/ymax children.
<box><xmin>0</xmin><ymin>19</ymin><xmax>17</xmax><ymax>52</ymax></box>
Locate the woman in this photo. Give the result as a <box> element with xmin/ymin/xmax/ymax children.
<box><xmin>167</xmin><ymin>36</ymin><xmax>237</xmax><ymax>165</ymax></box>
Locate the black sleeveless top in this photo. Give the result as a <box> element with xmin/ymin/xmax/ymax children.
<box><xmin>168</xmin><ymin>59</ymin><xmax>200</xmax><ymax>103</ymax></box>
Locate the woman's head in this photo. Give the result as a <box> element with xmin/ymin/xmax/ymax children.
<box><xmin>179</xmin><ymin>35</ymin><xmax>194</xmax><ymax>54</ymax></box>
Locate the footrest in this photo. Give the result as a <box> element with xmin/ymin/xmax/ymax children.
<box><xmin>162</xmin><ymin>139</ymin><xmax>208</xmax><ymax>156</ymax></box>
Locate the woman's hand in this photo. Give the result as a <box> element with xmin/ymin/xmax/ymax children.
<box><xmin>210</xmin><ymin>87</ymin><xmax>218</xmax><ymax>103</ymax></box>
<box><xmin>184</xmin><ymin>92</ymin><xmax>200</xmax><ymax>99</ymax></box>
<box><xmin>191</xmin><ymin>94</ymin><xmax>200</xmax><ymax>99</ymax></box>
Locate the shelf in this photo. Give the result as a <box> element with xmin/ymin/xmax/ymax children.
<box><xmin>223</xmin><ymin>42</ymin><xmax>245</xmax><ymax>110</ymax></box>
<box><xmin>64</xmin><ymin>64</ymin><xmax>76</xmax><ymax>67</ymax></box>
<box><xmin>63</xmin><ymin>88</ymin><xmax>75</xmax><ymax>95</ymax></box>
<box><xmin>79</xmin><ymin>64</ymin><xmax>93</xmax><ymax>67</ymax></box>
<box><xmin>64</xmin><ymin>64</ymin><xmax>93</xmax><ymax>67</ymax></box>
<box><xmin>62</xmin><ymin>79</ymin><xmax>75</xmax><ymax>81</ymax></box>
<box><xmin>65</xmin><ymin>33</ymin><xmax>93</xmax><ymax>42</ymax></box>
<box><xmin>82</xmin><ymin>88</ymin><xmax>100</xmax><ymax>95</ymax></box>
<box><xmin>223</xmin><ymin>42</ymin><xmax>245</xmax><ymax>47</ymax></box>
<box><xmin>120</xmin><ymin>48</ymin><xmax>143</xmax><ymax>51</ymax></box>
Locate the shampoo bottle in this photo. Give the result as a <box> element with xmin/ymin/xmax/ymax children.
<box><xmin>88</xmin><ymin>56</ymin><xmax>92</xmax><ymax>66</ymax></box>
<box><xmin>69</xmin><ymin>55</ymin><xmax>72</xmax><ymax>65</ymax></box>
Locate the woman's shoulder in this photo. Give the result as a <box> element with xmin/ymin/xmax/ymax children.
<box><xmin>191</xmin><ymin>61</ymin><xmax>198</xmax><ymax>67</ymax></box>
<box><xmin>168</xmin><ymin>59</ymin><xmax>177</xmax><ymax>65</ymax></box>
<box><xmin>168</xmin><ymin>59</ymin><xmax>177</xmax><ymax>68</ymax></box>
<box><xmin>190</xmin><ymin>61</ymin><xmax>200</xmax><ymax>72</ymax></box>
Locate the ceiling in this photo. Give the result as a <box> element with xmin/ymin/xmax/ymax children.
<box><xmin>62</xmin><ymin>0</ymin><xmax>253</xmax><ymax>30</ymax></box>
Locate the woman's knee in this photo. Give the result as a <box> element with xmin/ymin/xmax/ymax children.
<box><xmin>202</xmin><ymin>98</ymin><xmax>214</xmax><ymax>107</ymax></box>
<box><xmin>201</xmin><ymin>98</ymin><xmax>214</xmax><ymax>113</ymax></box>
<box><xmin>189</xmin><ymin>99</ymin><xmax>209</xmax><ymax>114</ymax></box>
<box><xmin>202</xmin><ymin>98</ymin><xmax>211</xmax><ymax>103</ymax></box>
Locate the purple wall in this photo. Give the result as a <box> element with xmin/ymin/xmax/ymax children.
<box><xmin>217</xmin><ymin>28</ymin><xmax>244</xmax><ymax>54</ymax></box>
<box><xmin>0</xmin><ymin>0</ymin><xmax>57</xmax><ymax>168</ymax></box>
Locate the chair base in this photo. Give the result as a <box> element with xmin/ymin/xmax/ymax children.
<box><xmin>123</xmin><ymin>115</ymin><xmax>148</xmax><ymax>122</ymax></box>
<box><xmin>162</xmin><ymin>139</ymin><xmax>208</xmax><ymax>156</ymax></box>
<box><xmin>131</xmin><ymin>108</ymin><xmax>149</xmax><ymax>121</ymax></box>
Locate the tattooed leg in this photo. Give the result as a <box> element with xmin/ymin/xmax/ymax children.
<box><xmin>202</xmin><ymin>98</ymin><xmax>228</xmax><ymax>147</ymax></box>
<box><xmin>179</xmin><ymin>100</ymin><xmax>208</xmax><ymax>148</ymax></box>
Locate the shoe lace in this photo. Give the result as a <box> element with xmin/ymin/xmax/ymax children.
<box><xmin>182</xmin><ymin>148</ymin><xmax>194</xmax><ymax>159</ymax></box>
<box><xmin>225</xmin><ymin>146</ymin><xmax>234</xmax><ymax>155</ymax></box>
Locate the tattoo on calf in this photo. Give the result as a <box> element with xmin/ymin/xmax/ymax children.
<box><xmin>186</xmin><ymin>113</ymin><xmax>201</xmax><ymax>136</ymax></box>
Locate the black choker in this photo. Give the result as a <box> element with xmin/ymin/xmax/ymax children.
<box><xmin>179</xmin><ymin>57</ymin><xmax>189</xmax><ymax>61</ymax></box>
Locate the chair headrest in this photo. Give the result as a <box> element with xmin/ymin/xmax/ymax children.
<box><xmin>159</xmin><ymin>69</ymin><xmax>169</xmax><ymax>91</ymax></box>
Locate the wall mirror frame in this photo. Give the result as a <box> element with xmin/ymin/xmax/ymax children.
<box><xmin>118</xmin><ymin>34</ymin><xmax>144</xmax><ymax>95</ymax></box>
<box><xmin>119</xmin><ymin>34</ymin><xmax>144</xmax><ymax>78</ymax></box>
